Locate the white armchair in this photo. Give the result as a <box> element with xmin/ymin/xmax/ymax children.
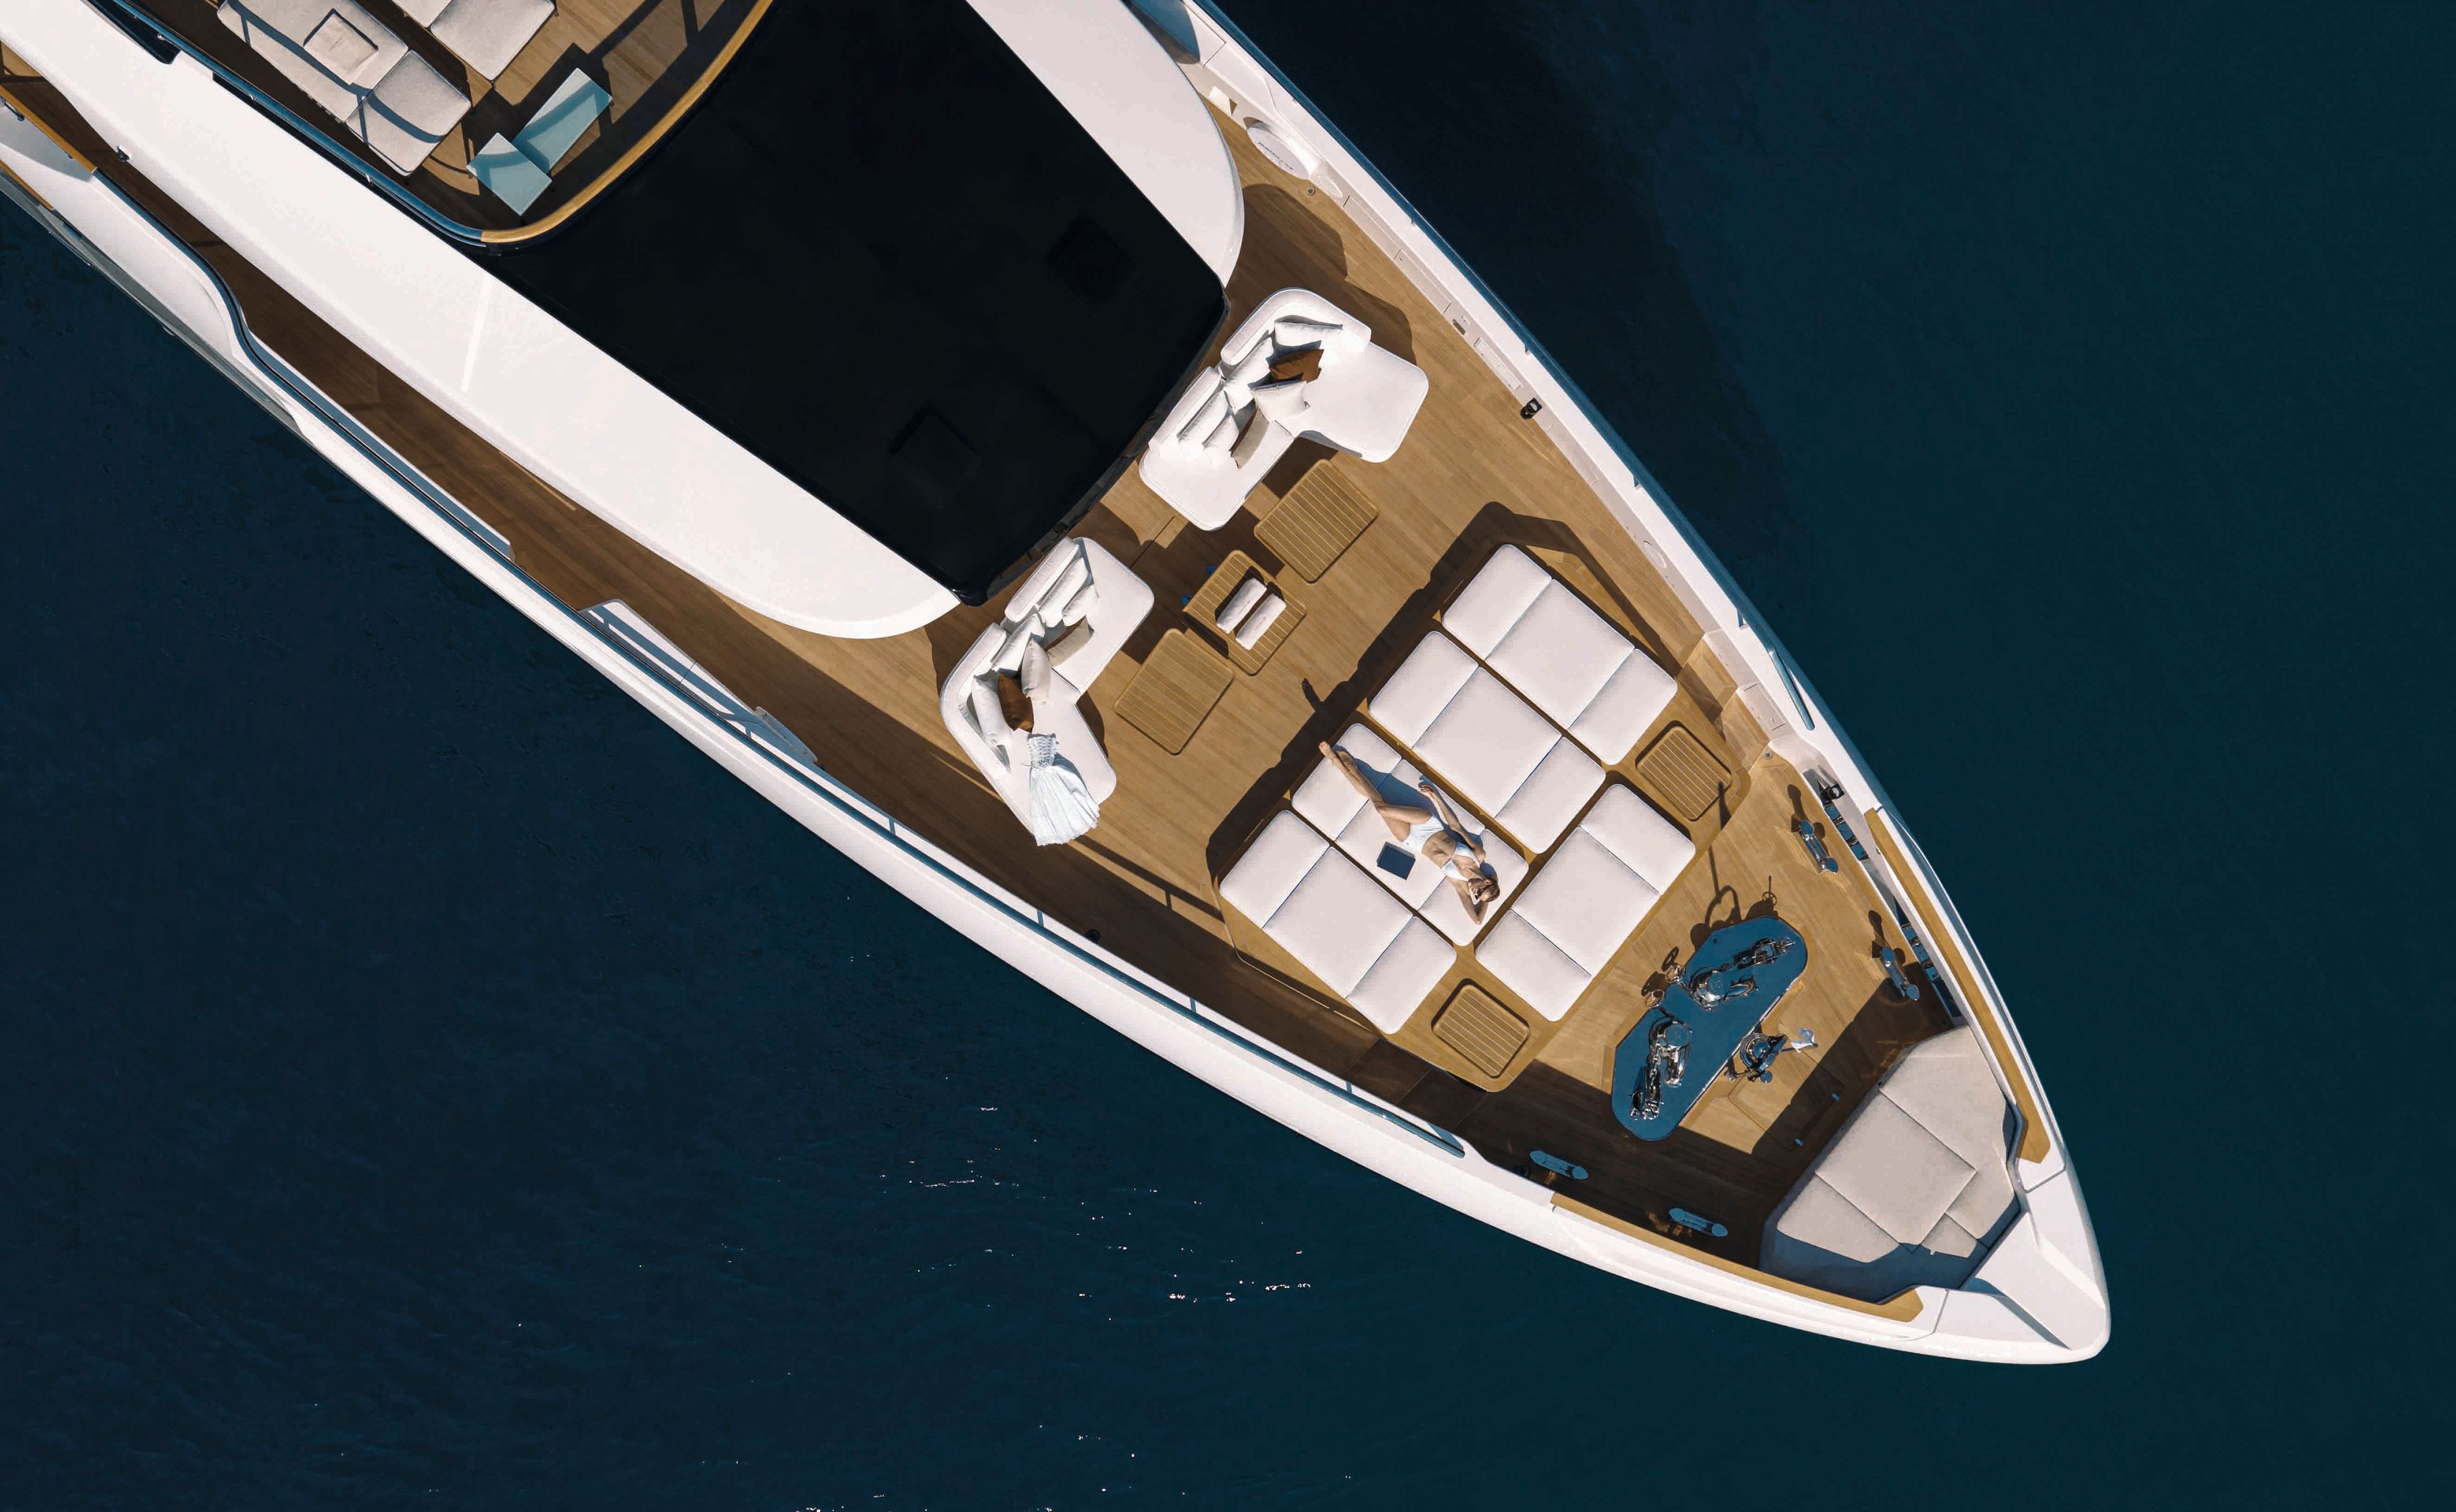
<box><xmin>939</xmin><ymin>538</ymin><xmax>1155</xmax><ymax>837</ymax></box>
<box><xmin>1137</xmin><ymin>288</ymin><xmax>1431</xmax><ymax>529</ymax></box>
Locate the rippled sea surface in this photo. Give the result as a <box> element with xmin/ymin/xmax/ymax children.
<box><xmin>4</xmin><ymin>1</ymin><xmax>2448</xmax><ymax>1505</ymax></box>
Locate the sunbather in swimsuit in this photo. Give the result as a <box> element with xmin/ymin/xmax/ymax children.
<box><xmin>1319</xmin><ymin>740</ymin><xmax>1503</xmax><ymax>923</ymax></box>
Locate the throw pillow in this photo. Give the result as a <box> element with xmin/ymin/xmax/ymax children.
<box><xmin>1202</xmin><ymin>410</ymin><xmax>1239</xmax><ymax>454</ymax></box>
<box><xmin>1229</xmin><ymin>405</ymin><xmax>1275</xmax><ymax>466</ymax></box>
<box><xmin>996</xmin><ymin>669</ymin><xmax>1034</xmax><ymax>733</ymax></box>
<box><xmin>1251</xmin><ymin>377</ymin><xmax>1311</xmax><ymax>424</ymax></box>
<box><xmin>1046</xmin><ymin>619</ymin><xmax>1096</xmax><ymax>674</ymax></box>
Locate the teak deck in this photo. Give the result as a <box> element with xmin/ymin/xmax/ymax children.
<box><xmin>37</xmin><ymin>84</ymin><xmax>1963</xmax><ymax>1272</ymax></box>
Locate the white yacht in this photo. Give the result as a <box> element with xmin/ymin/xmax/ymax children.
<box><xmin>0</xmin><ymin>0</ymin><xmax>2108</xmax><ymax>1360</ymax></box>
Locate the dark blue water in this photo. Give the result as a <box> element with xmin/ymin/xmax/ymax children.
<box><xmin>4</xmin><ymin>1</ymin><xmax>2448</xmax><ymax>1504</ymax></box>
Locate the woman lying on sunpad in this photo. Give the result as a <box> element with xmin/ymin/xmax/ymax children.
<box><xmin>1319</xmin><ymin>740</ymin><xmax>1504</xmax><ymax>923</ymax></box>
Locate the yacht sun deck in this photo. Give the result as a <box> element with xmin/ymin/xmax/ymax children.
<box><xmin>1</xmin><ymin>0</ymin><xmax>2103</xmax><ymax>1354</ymax></box>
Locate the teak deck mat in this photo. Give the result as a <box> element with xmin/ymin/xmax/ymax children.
<box><xmin>1257</xmin><ymin>463</ymin><xmax>1379</xmax><ymax>582</ymax></box>
<box><xmin>1432</xmin><ymin>983</ymin><xmax>1530</xmax><ymax>1078</ymax></box>
<box><xmin>1115</xmin><ymin>630</ymin><xmax>1235</xmax><ymax>755</ymax></box>
<box><xmin>1635</xmin><ymin>725</ymin><xmax>1733</xmax><ymax>821</ymax></box>
<box><xmin>1184</xmin><ymin>550</ymin><xmax>1307</xmax><ymax>674</ymax></box>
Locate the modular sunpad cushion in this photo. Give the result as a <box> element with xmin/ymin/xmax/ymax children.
<box><xmin>1367</xmin><ymin>633</ymin><xmax>1603</xmax><ymax>851</ymax></box>
<box><xmin>1220</xmin><ymin>813</ymin><xmax>1454</xmax><ymax>1032</ymax></box>
<box><xmin>1442</xmin><ymin>546</ymin><xmax>1677</xmax><ymax>764</ymax></box>
<box><xmin>1291</xmin><ymin>724</ymin><xmax>1528</xmax><ymax>944</ymax></box>
<box><xmin>1476</xmin><ymin>785</ymin><xmax>1694</xmax><ymax>1020</ymax></box>
<box><xmin>1760</xmin><ymin>1027</ymin><xmax>2022</xmax><ymax>1301</ymax></box>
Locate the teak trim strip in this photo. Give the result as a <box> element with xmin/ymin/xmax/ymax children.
<box><xmin>1867</xmin><ymin>812</ymin><xmax>2052</xmax><ymax>1162</ymax></box>
<box><xmin>1552</xmin><ymin>1195</ymin><xmax>1928</xmax><ymax>1323</ymax></box>
<box><xmin>479</xmin><ymin>0</ymin><xmax>777</xmax><ymax>245</ymax></box>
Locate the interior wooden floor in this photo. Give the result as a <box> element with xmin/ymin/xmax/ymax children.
<box><xmin>139</xmin><ymin>0</ymin><xmax>757</xmax><ymax>230</ymax></box>
<box><xmin>27</xmin><ymin>74</ymin><xmax>1961</xmax><ymax>1274</ymax></box>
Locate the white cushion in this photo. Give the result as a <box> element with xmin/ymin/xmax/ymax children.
<box><xmin>1759</xmin><ymin>1026</ymin><xmax>2025</xmax><ymax>1300</ymax></box>
<box><xmin>1487</xmin><ymin>583</ymin><xmax>1634</xmax><ymax>732</ymax></box>
<box><xmin>1251</xmin><ymin>377</ymin><xmax>1310</xmax><ymax>423</ymax></box>
<box><xmin>1442</xmin><ymin>544</ymin><xmax>1552</xmax><ymax>657</ymax></box>
<box><xmin>1772</xmin><ymin>1177</ymin><xmax>1902</xmax><ymax>1266</ymax></box>
<box><xmin>990</xmin><ymin>614</ymin><xmax>1039</xmax><ymax>674</ymax></box>
<box><xmin>1035</xmin><ymin>551</ymin><xmax>1092</xmax><ymax>622</ymax></box>
<box><xmin>359</xmin><ymin>52</ymin><xmax>472</xmax><ymax>173</ymax></box>
<box><xmin>1220</xmin><ymin>813</ymin><xmax>1450</xmax><ymax>1033</ymax></box>
<box><xmin>1812</xmin><ymin>1095</ymin><xmax>1975</xmax><ymax>1246</ymax></box>
<box><xmin>1219</xmin><ymin>811</ymin><xmax>1329</xmax><ymax>924</ymax></box>
<box><xmin>1507</xmin><ymin>833</ymin><xmax>1654</xmax><ymax>974</ymax></box>
<box><xmin>1579</xmin><ymin>785</ymin><xmax>1696</xmax><ymax>891</ymax></box>
<box><xmin>304</xmin><ymin>11</ymin><xmax>381</xmax><ymax>80</ymax></box>
<box><xmin>1213</xmin><ymin>574</ymin><xmax>1267</xmax><ymax>634</ymax></box>
<box><xmin>1291</xmin><ymin>340</ymin><xmax>1428</xmax><ymax>463</ymax></box>
<box><xmin>1233</xmin><ymin>593</ymin><xmax>1284</xmax><ymax>649</ymax></box>
<box><xmin>1179</xmin><ymin>386</ymin><xmax>1231</xmax><ymax>444</ymax></box>
<box><xmin>1367</xmin><ymin>634</ymin><xmax>1479</xmax><ymax>743</ymax></box>
<box><xmin>1571</xmin><ymin>652</ymin><xmax>1680</xmax><ymax>766</ymax></box>
<box><xmin>1260</xmin><ymin>842</ymin><xmax>1414</xmax><ymax>993</ymax></box>
<box><xmin>1346</xmin><ymin>920</ymin><xmax>1455</xmax><ymax>1034</ymax></box>
<box><xmin>1475</xmin><ymin>912</ymin><xmax>1590</xmax><ymax>1021</ymax></box>
<box><xmin>1368</xmin><ymin>632</ymin><xmax>1602</xmax><ymax>852</ymax></box>
<box><xmin>1274</xmin><ymin>315</ymin><xmax>1347</xmax><ymax>348</ymax></box>
<box><xmin>1494</xmin><ymin>740</ymin><xmax>1606</xmax><ymax>853</ymax></box>
<box><xmin>1411</xmin><ymin>670</ymin><xmax>1556</xmax><ymax>802</ymax></box>
<box><xmin>1444</xmin><ymin>546</ymin><xmax>1676</xmax><ymax>763</ymax></box>
<box><xmin>428</xmin><ymin>0</ymin><xmax>555</xmax><ymax>82</ymax></box>
<box><xmin>1880</xmin><ymin>1028</ymin><xmax>2020</xmax><ymax>1170</ymax></box>
<box><xmin>220</xmin><ymin>0</ymin><xmax>405</xmax><ymax>122</ymax></box>
<box><xmin>1058</xmin><ymin>579</ymin><xmax>1096</xmax><ymax>625</ymax></box>
<box><xmin>1474</xmin><ymin>785</ymin><xmax>1677</xmax><ymax>1018</ymax></box>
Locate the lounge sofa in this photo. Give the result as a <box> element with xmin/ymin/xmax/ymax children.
<box><xmin>1139</xmin><ymin>289</ymin><xmax>1430</xmax><ymax>529</ymax></box>
<box><xmin>1220</xmin><ymin>812</ymin><xmax>1455</xmax><ymax>1033</ymax></box>
<box><xmin>1367</xmin><ymin>631</ymin><xmax>1603</xmax><ymax>851</ymax></box>
<box><xmin>1290</xmin><ymin>723</ymin><xmax>1528</xmax><ymax>945</ymax></box>
<box><xmin>396</xmin><ymin>0</ymin><xmax>555</xmax><ymax>82</ymax></box>
<box><xmin>1476</xmin><ymin>785</ymin><xmax>1694</xmax><ymax>1020</ymax></box>
<box><xmin>1443</xmin><ymin>546</ymin><xmax>1678</xmax><ymax>764</ymax></box>
<box><xmin>1760</xmin><ymin>1026</ymin><xmax>2021</xmax><ymax>1301</ymax></box>
<box><xmin>218</xmin><ymin>0</ymin><xmax>471</xmax><ymax>173</ymax></box>
<box><xmin>939</xmin><ymin>538</ymin><xmax>1154</xmax><ymax>836</ymax></box>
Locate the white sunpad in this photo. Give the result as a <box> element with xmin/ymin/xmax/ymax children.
<box><xmin>1291</xmin><ymin>724</ymin><xmax>1528</xmax><ymax>944</ymax></box>
<box><xmin>1443</xmin><ymin>546</ymin><xmax>1678</xmax><ymax>764</ymax></box>
<box><xmin>1475</xmin><ymin>785</ymin><xmax>1694</xmax><ymax>1020</ymax></box>
<box><xmin>1220</xmin><ymin>812</ymin><xmax>1455</xmax><ymax>1033</ymax></box>
<box><xmin>1367</xmin><ymin>632</ymin><xmax>1602</xmax><ymax>851</ymax></box>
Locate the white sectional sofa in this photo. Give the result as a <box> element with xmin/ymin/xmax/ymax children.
<box><xmin>1290</xmin><ymin>723</ymin><xmax>1528</xmax><ymax>945</ymax></box>
<box><xmin>1760</xmin><ymin>1028</ymin><xmax>2021</xmax><ymax>1302</ymax></box>
<box><xmin>1138</xmin><ymin>289</ymin><xmax>1430</xmax><ymax>529</ymax></box>
<box><xmin>218</xmin><ymin>0</ymin><xmax>472</xmax><ymax>173</ymax></box>
<box><xmin>1475</xmin><ymin>785</ymin><xmax>1695</xmax><ymax>1020</ymax></box>
<box><xmin>1220</xmin><ymin>812</ymin><xmax>1456</xmax><ymax>1033</ymax></box>
<box><xmin>1443</xmin><ymin>546</ymin><xmax>1678</xmax><ymax>764</ymax></box>
<box><xmin>940</xmin><ymin>538</ymin><xmax>1154</xmax><ymax>837</ymax></box>
<box><xmin>1367</xmin><ymin>632</ymin><xmax>1603</xmax><ymax>852</ymax></box>
<box><xmin>396</xmin><ymin>0</ymin><xmax>555</xmax><ymax>82</ymax></box>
